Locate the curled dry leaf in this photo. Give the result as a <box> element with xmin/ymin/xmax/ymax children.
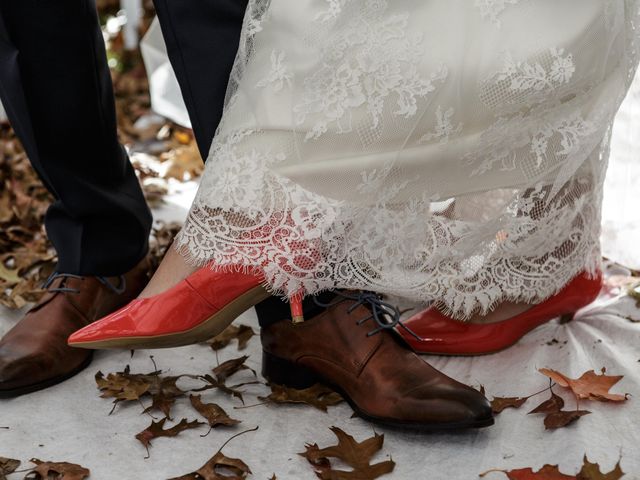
<box><xmin>543</xmin><ymin>410</ymin><xmax>591</xmax><ymax>430</ymax></box>
<box><xmin>169</xmin><ymin>428</ymin><xmax>257</xmax><ymax>480</ymax></box>
<box><xmin>25</xmin><ymin>458</ymin><xmax>90</xmax><ymax>480</ymax></box>
<box><xmin>190</xmin><ymin>395</ymin><xmax>241</xmax><ymax>428</ymax></box>
<box><xmin>528</xmin><ymin>390</ymin><xmax>590</xmax><ymax>430</ymax></box>
<box><xmin>539</xmin><ymin>368</ymin><xmax>628</xmax><ymax>402</ymax></box>
<box><xmin>135</xmin><ymin>418</ymin><xmax>204</xmax><ymax>456</ymax></box>
<box><xmin>209</xmin><ymin>324</ymin><xmax>256</xmax><ymax>351</ymax></box>
<box><xmin>260</xmin><ymin>384</ymin><xmax>343</xmax><ymax>412</ymax></box>
<box><xmin>491</xmin><ymin>397</ymin><xmax>529</xmax><ymax>414</ymax></box>
<box><xmin>299</xmin><ymin>427</ymin><xmax>395</xmax><ymax>480</ymax></box>
<box><xmin>0</xmin><ymin>457</ymin><xmax>20</xmax><ymax>480</ymax></box>
<box><xmin>212</xmin><ymin>356</ymin><xmax>256</xmax><ymax>384</ymax></box>
<box><xmin>169</xmin><ymin>451</ymin><xmax>252</xmax><ymax>480</ymax></box>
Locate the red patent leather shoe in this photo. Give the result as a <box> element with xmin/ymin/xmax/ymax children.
<box><xmin>399</xmin><ymin>271</ymin><xmax>602</xmax><ymax>356</ymax></box>
<box><xmin>68</xmin><ymin>267</ymin><xmax>303</xmax><ymax>350</ymax></box>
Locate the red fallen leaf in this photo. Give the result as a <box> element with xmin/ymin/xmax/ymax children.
<box><xmin>135</xmin><ymin>418</ymin><xmax>204</xmax><ymax>457</ymax></box>
<box><xmin>26</xmin><ymin>458</ymin><xmax>90</xmax><ymax>480</ymax></box>
<box><xmin>480</xmin><ymin>456</ymin><xmax>625</xmax><ymax>480</ymax></box>
<box><xmin>491</xmin><ymin>397</ymin><xmax>529</xmax><ymax>414</ymax></box>
<box><xmin>260</xmin><ymin>384</ymin><xmax>343</xmax><ymax>412</ymax></box>
<box><xmin>539</xmin><ymin>368</ymin><xmax>628</xmax><ymax>402</ymax></box>
<box><xmin>480</xmin><ymin>464</ymin><xmax>576</xmax><ymax>479</ymax></box>
<box><xmin>0</xmin><ymin>457</ymin><xmax>20</xmax><ymax>480</ymax></box>
<box><xmin>299</xmin><ymin>427</ymin><xmax>395</xmax><ymax>479</ymax></box>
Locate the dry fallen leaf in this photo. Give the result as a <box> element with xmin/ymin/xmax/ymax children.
<box><xmin>169</xmin><ymin>427</ymin><xmax>257</xmax><ymax>480</ymax></box>
<box><xmin>260</xmin><ymin>384</ymin><xmax>343</xmax><ymax>412</ymax></box>
<box><xmin>212</xmin><ymin>356</ymin><xmax>256</xmax><ymax>384</ymax></box>
<box><xmin>25</xmin><ymin>458</ymin><xmax>90</xmax><ymax>480</ymax></box>
<box><xmin>190</xmin><ymin>395</ymin><xmax>241</xmax><ymax>429</ymax></box>
<box><xmin>170</xmin><ymin>451</ymin><xmax>251</xmax><ymax>480</ymax></box>
<box><xmin>577</xmin><ymin>456</ymin><xmax>624</xmax><ymax>480</ymax></box>
<box><xmin>0</xmin><ymin>457</ymin><xmax>20</xmax><ymax>480</ymax></box>
<box><xmin>539</xmin><ymin>368</ymin><xmax>628</xmax><ymax>402</ymax></box>
<box><xmin>209</xmin><ymin>324</ymin><xmax>256</xmax><ymax>351</ymax></box>
<box><xmin>528</xmin><ymin>390</ymin><xmax>590</xmax><ymax>430</ymax></box>
<box><xmin>491</xmin><ymin>396</ymin><xmax>529</xmax><ymax>414</ymax></box>
<box><xmin>135</xmin><ymin>418</ymin><xmax>204</xmax><ymax>456</ymax></box>
<box><xmin>480</xmin><ymin>456</ymin><xmax>625</xmax><ymax>480</ymax></box>
<box><xmin>480</xmin><ymin>464</ymin><xmax>576</xmax><ymax>479</ymax></box>
<box><xmin>300</xmin><ymin>427</ymin><xmax>395</xmax><ymax>480</ymax></box>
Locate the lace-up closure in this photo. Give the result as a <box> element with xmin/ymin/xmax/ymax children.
<box><xmin>313</xmin><ymin>291</ymin><xmax>420</xmax><ymax>339</ymax></box>
<box><xmin>43</xmin><ymin>273</ymin><xmax>127</xmax><ymax>295</ymax></box>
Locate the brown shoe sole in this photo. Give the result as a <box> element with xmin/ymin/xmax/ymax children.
<box><xmin>69</xmin><ymin>286</ymin><xmax>271</xmax><ymax>350</ymax></box>
<box><xmin>261</xmin><ymin>350</ymin><xmax>495</xmax><ymax>431</ymax></box>
<box><xmin>0</xmin><ymin>353</ymin><xmax>93</xmax><ymax>399</ymax></box>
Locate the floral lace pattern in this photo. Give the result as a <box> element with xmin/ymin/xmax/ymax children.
<box><xmin>175</xmin><ymin>0</ymin><xmax>640</xmax><ymax>319</ymax></box>
<box><xmin>475</xmin><ymin>0</ymin><xmax>523</xmax><ymax>26</ymax></box>
<box><xmin>294</xmin><ymin>2</ymin><xmax>447</xmax><ymax>140</ymax></box>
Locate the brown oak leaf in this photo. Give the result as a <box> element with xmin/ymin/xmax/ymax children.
<box><xmin>212</xmin><ymin>356</ymin><xmax>255</xmax><ymax>383</ymax></box>
<box><xmin>528</xmin><ymin>390</ymin><xmax>590</xmax><ymax>429</ymax></box>
<box><xmin>169</xmin><ymin>451</ymin><xmax>251</xmax><ymax>480</ymax></box>
<box><xmin>190</xmin><ymin>395</ymin><xmax>241</xmax><ymax>428</ymax></box>
<box><xmin>25</xmin><ymin>459</ymin><xmax>90</xmax><ymax>480</ymax></box>
<box><xmin>0</xmin><ymin>457</ymin><xmax>20</xmax><ymax>480</ymax></box>
<box><xmin>577</xmin><ymin>456</ymin><xmax>624</xmax><ymax>480</ymax></box>
<box><xmin>260</xmin><ymin>384</ymin><xmax>343</xmax><ymax>412</ymax></box>
<box><xmin>209</xmin><ymin>325</ymin><xmax>255</xmax><ymax>351</ymax></box>
<box><xmin>539</xmin><ymin>368</ymin><xmax>628</xmax><ymax>402</ymax></box>
<box><xmin>135</xmin><ymin>418</ymin><xmax>204</xmax><ymax>456</ymax></box>
<box><xmin>299</xmin><ymin>427</ymin><xmax>395</xmax><ymax>479</ymax></box>
<box><xmin>528</xmin><ymin>392</ymin><xmax>565</xmax><ymax>415</ymax></box>
<box><xmin>543</xmin><ymin>410</ymin><xmax>591</xmax><ymax>430</ymax></box>
<box><xmin>491</xmin><ymin>397</ymin><xmax>529</xmax><ymax>414</ymax></box>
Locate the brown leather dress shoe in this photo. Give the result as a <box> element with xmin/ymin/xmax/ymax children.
<box><xmin>0</xmin><ymin>258</ymin><xmax>150</xmax><ymax>398</ymax></box>
<box><xmin>261</xmin><ymin>292</ymin><xmax>494</xmax><ymax>430</ymax></box>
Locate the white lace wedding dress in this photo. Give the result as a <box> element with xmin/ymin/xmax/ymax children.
<box><xmin>175</xmin><ymin>0</ymin><xmax>640</xmax><ymax>319</ymax></box>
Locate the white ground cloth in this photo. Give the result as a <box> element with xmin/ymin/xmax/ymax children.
<box><xmin>2</xmin><ymin>26</ymin><xmax>640</xmax><ymax>480</ymax></box>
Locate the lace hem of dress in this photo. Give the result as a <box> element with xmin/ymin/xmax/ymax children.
<box><xmin>173</xmin><ymin>175</ymin><xmax>603</xmax><ymax>320</ymax></box>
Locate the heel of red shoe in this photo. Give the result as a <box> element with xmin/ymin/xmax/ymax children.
<box><xmin>262</xmin><ymin>350</ymin><xmax>319</xmax><ymax>389</ymax></box>
<box><xmin>289</xmin><ymin>291</ymin><xmax>304</xmax><ymax>324</ymax></box>
<box><xmin>558</xmin><ymin>312</ymin><xmax>575</xmax><ymax>324</ymax></box>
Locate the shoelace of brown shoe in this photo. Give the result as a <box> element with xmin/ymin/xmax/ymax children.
<box><xmin>42</xmin><ymin>272</ymin><xmax>127</xmax><ymax>296</ymax></box>
<box><xmin>313</xmin><ymin>291</ymin><xmax>422</xmax><ymax>339</ymax></box>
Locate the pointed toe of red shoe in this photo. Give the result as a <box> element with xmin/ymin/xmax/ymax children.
<box><xmin>68</xmin><ymin>300</ymin><xmax>145</xmax><ymax>346</ymax></box>
<box><xmin>399</xmin><ymin>271</ymin><xmax>603</xmax><ymax>356</ymax></box>
<box><xmin>67</xmin><ymin>268</ymin><xmax>274</xmax><ymax>350</ymax></box>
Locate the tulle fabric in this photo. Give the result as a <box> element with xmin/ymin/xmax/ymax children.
<box><xmin>175</xmin><ymin>0</ymin><xmax>640</xmax><ymax>318</ymax></box>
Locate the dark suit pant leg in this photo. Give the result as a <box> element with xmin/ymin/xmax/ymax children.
<box><xmin>153</xmin><ymin>0</ymin><xmax>327</xmax><ymax>327</ymax></box>
<box><xmin>0</xmin><ymin>0</ymin><xmax>152</xmax><ymax>276</ymax></box>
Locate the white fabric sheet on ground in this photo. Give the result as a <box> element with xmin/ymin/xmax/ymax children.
<box><xmin>0</xmin><ymin>289</ymin><xmax>639</xmax><ymax>479</ymax></box>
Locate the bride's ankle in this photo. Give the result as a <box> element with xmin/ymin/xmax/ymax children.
<box><xmin>464</xmin><ymin>301</ymin><xmax>534</xmax><ymax>324</ymax></box>
<box><xmin>138</xmin><ymin>245</ymin><xmax>199</xmax><ymax>298</ymax></box>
